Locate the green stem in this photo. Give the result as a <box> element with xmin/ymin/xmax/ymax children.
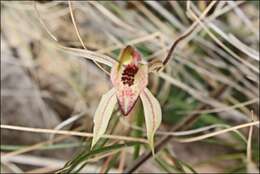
<box><xmin>131</xmin><ymin>99</ymin><xmax>144</xmax><ymax>159</ymax></box>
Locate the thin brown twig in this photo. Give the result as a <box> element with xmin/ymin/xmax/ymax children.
<box><xmin>118</xmin><ymin>149</ymin><xmax>126</xmax><ymax>172</ymax></box>
<box><xmin>161</xmin><ymin>1</ymin><xmax>217</xmax><ymax>69</ymax></box>
<box><xmin>99</xmin><ymin>154</ymin><xmax>114</xmax><ymax>173</ymax></box>
<box><xmin>161</xmin><ymin>23</ymin><xmax>197</xmax><ymax>67</ymax></box>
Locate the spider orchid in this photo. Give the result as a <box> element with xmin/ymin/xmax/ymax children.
<box><xmin>86</xmin><ymin>45</ymin><xmax>162</xmax><ymax>152</ymax></box>
<box><xmin>60</xmin><ymin>44</ymin><xmax>162</xmax><ymax>153</ymax></box>
<box><xmin>52</xmin><ymin>3</ymin><xmax>199</xmax><ymax>151</ymax></box>
<box><xmin>58</xmin><ymin>29</ymin><xmax>196</xmax><ymax>153</ymax></box>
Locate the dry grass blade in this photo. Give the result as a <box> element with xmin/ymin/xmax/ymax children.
<box><xmin>2</xmin><ymin>126</ymin><xmax>84</xmax><ymax>159</ymax></box>
<box><xmin>1</xmin><ymin>161</ymin><xmax>24</xmax><ymax>173</ymax></box>
<box><xmin>120</xmin><ymin>117</ymin><xmax>247</xmax><ymax>142</ymax></box>
<box><xmin>2</xmin><ymin>153</ymin><xmax>119</xmax><ymax>173</ymax></box>
<box><xmin>184</xmin><ymin>98</ymin><xmax>259</xmax><ymax>115</ymax></box>
<box><xmin>0</xmin><ymin>124</ymin><xmax>148</xmax><ymax>144</ymax></box>
<box><xmin>33</xmin><ymin>1</ymin><xmax>58</xmax><ymax>42</ymax></box>
<box><xmin>48</xmin><ymin>111</ymin><xmax>86</xmax><ymax>143</ymax></box>
<box><xmin>187</xmin><ymin>1</ymin><xmax>259</xmax><ymax>74</ymax></box>
<box><xmin>177</xmin><ymin>121</ymin><xmax>259</xmax><ymax>143</ymax></box>
<box><xmin>246</xmin><ymin>112</ymin><xmax>259</xmax><ymax>173</ymax></box>
<box><xmin>68</xmin><ymin>0</ymin><xmax>110</xmax><ymax>75</ymax></box>
<box><xmin>228</xmin><ymin>34</ymin><xmax>259</xmax><ymax>61</ymax></box>
<box><xmin>159</xmin><ymin>72</ymin><xmax>248</xmax><ymax>121</ymax></box>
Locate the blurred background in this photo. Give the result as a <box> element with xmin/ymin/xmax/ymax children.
<box><xmin>1</xmin><ymin>1</ymin><xmax>259</xmax><ymax>173</ymax></box>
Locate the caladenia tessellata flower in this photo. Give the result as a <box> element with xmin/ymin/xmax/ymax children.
<box><xmin>52</xmin><ymin>24</ymin><xmax>198</xmax><ymax>154</ymax></box>
<box><xmin>91</xmin><ymin>46</ymin><xmax>162</xmax><ymax>153</ymax></box>
<box><xmin>47</xmin><ymin>3</ymin><xmax>199</xmax><ymax>153</ymax></box>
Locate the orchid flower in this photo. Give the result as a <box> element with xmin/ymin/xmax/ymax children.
<box><xmin>89</xmin><ymin>45</ymin><xmax>162</xmax><ymax>152</ymax></box>
<box><xmin>59</xmin><ymin>28</ymin><xmax>196</xmax><ymax>153</ymax></box>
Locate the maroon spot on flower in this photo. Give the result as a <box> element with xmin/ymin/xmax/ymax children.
<box><xmin>121</xmin><ymin>64</ymin><xmax>139</xmax><ymax>86</ymax></box>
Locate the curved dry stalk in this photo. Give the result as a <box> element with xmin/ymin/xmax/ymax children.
<box><xmin>68</xmin><ymin>1</ymin><xmax>86</xmax><ymax>50</ymax></box>
<box><xmin>68</xmin><ymin>0</ymin><xmax>110</xmax><ymax>75</ymax></box>
<box><xmin>0</xmin><ymin>124</ymin><xmax>148</xmax><ymax>144</ymax></box>
<box><xmin>33</xmin><ymin>1</ymin><xmax>58</xmax><ymax>42</ymax></box>
<box><xmin>161</xmin><ymin>23</ymin><xmax>197</xmax><ymax>67</ymax></box>
<box><xmin>48</xmin><ymin>111</ymin><xmax>87</xmax><ymax>143</ymax></box>
<box><xmin>177</xmin><ymin>121</ymin><xmax>259</xmax><ymax>143</ymax></box>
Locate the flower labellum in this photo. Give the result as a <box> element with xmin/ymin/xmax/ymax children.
<box><xmin>111</xmin><ymin>46</ymin><xmax>148</xmax><ymax>116</ymax></box>
<box><xmin>91</xmin><ymin>45</ymin><xmax>162</xmax><ymax>154</ymax></box>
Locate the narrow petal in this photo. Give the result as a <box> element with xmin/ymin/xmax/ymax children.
<box><xmin>140</xmin><ymin>88</ymin><xmax>162</xmax><ymax>154</ymax></box>
<box><xmin>60</xmin><ymin>46</ymin><xmax>117</xmax><ymax>67</ymax></box>
<box><xmin>91</xmin><ymin>88</ymin><xmax>117</xmax><ymax>148</ymax></box>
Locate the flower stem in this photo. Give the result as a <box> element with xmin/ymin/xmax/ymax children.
<box><xmin>131</xmin><ymin>100</ymin><xmax>144</xmax><ymax>159</ymax></box>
